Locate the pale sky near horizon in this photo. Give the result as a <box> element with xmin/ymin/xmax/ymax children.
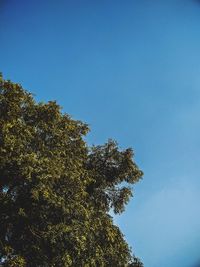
<box><xmin>1</xmin><ymin>1</ymin><xmax>200</xmax><ymax>266</ymax></box>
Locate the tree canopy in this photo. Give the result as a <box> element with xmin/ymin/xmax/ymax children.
<box><xmin>0</xmin><ymin>74</ymin><xmax>143</xmax><ymax>266</ymax></box>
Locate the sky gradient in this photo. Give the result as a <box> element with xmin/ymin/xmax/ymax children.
<box><xmin>1</xmin><ymin>1</ymin><xmax>200</xmax><ymax>266</ymax></box>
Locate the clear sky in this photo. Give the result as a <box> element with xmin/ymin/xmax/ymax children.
<box><xmin>1</xmin><ymin>1</ymin><xmax>200</xmax><ymax>266</ymax></box>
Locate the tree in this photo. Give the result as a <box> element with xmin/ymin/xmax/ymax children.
<box><xmin>0</xmin><ymin>74</ymin><xmax>143</xmax><ymax>267</ymax></box>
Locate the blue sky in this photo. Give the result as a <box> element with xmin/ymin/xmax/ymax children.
<box><xmin>1</xmin><ymin>1</ymin><xmax>200</xmax><ymax>266</ymax></box>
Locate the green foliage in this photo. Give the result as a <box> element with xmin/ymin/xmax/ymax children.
<box><xmin>0</xmin><ymin>75</ymin><xmax>143</xmax><ymax>266</ymax></box>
